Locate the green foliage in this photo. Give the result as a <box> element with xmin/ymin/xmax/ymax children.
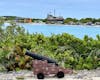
<box><xmin>80</xmin><ymin>18</ymin><xmax>93</xmax><ymax>23</ymax></box>
<box><xmin>0</xmin><ymin>22</ymin><xmax>100</xmax><ymax>71</ymax></box>
<box><xmin>64</xmin><ymin>18</ymin><xmax>78</xmax><ymax>24</ymax></box>
<box><xmin>64</xmin><ymin>17</ymin><xmax>100</xmax><ymax>24</ymax></box>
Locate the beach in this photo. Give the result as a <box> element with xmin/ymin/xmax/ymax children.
<box><xmin>0</xmin><ymin>69</ymin><xmax>100</xmax><ymax>80</ymax></box>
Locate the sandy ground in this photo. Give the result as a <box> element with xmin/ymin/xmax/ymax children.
<box><xmin>0</xmin><ymin>69</ymin><xmax>100</xmax><ymax>80</ymax></box>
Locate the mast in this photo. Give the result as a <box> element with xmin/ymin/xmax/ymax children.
<box><xmin>54</xmin><ymin>9</ymin><xmax>55</xmax><ymax>16</ymax></box>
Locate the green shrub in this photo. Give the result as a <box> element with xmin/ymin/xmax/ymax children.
<box><xmin>0</xmin><ymin>22</ymin><xmax>100</xmax><ymax>71</ymax></box>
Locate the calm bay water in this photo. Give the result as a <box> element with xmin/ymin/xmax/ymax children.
<box><xmin>20</xmin><ymin>23</ymin><xmax>100</xmax><ymax>39</ymax></box>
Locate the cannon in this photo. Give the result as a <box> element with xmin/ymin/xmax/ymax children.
<box><xmin>25</xmin><ymin>50</ymin><xmax>73</xmax><ymax>79</ymax></box>
<box><xmin>25</xmin><ymin>51</ymin><xmax>58</xmax><ymax>66</ymax></box>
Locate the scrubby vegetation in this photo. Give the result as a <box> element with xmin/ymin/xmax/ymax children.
<box><xmin>0</xmin><ymin>22</ymin><xmax>100</xmax><ymax>71</ymax></box>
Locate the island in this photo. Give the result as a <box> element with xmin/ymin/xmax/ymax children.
<box><xmin>0</xmin><ymin>15</ymin><xmax>100</xmax><ymax>26</ymax></box>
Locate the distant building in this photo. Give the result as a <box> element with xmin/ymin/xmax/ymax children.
<box><xmin>85</xmin><ymin>22</ymin><xmax>93</xmax><ymax>25</ymax></box>
<box><xmin>95</xmin><ymin>22</ymin><xmax>100</xmax><ymax>25</ymax></box>
<box><xmin>46</xmin><ymin>14</ymin><xmax>64</xmax><ymax>24</ymax></box>
<box><xmin>67</xmin><ymin>21</ymin><xmax>76</xmax><ymax>25</ymax></box>
<box><xmin>14</xmin><ymin>17</ymin><xmax>24</xmax><ymax>23</ymax></box>
<box><xmin>24</xmin><ymin>18</ymin><xmax>32</xmax><ymax>23</ymax></box>
<box><xmin>15</xmin><ymin>18</ymin><xmax>32</xmax><ymax>23</ymax></box>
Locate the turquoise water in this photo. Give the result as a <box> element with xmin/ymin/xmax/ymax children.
<box><xmin>20</xmin><ymin>24</ymin><xmax>100</xmax><ymax>39</ymax></box>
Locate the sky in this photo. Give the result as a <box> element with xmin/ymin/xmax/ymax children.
<box><xmin>0</xmin><ymin>0</ymin><xmax>100</xmax><ymax>19</ymax></box>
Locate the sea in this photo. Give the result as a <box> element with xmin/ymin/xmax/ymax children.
<box><xmin>4</xmin><ymin>23</ymin><xmax>100</xmax><ymax>39</ymax></box>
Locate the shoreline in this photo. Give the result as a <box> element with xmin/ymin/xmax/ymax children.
<box><xmin>17</xmin><ymin>22</ymin><xmax>100</xmax><ymax>27</ymax></box>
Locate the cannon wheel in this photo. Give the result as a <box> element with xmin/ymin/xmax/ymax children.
<box><xmin>37</xmin><ymin>73</ymin><xmax>44</xmax><ymax>79</ymax></box>
<box><xmin>57</xmin><ymin>71</ymin><xmax>64</xmax><ymax>78</ymax></box>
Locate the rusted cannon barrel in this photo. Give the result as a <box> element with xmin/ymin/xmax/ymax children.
<box><xmin>25</xmin><ymin>50</ymin><xmax>58</xmax><ymax>66</ymax></box>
